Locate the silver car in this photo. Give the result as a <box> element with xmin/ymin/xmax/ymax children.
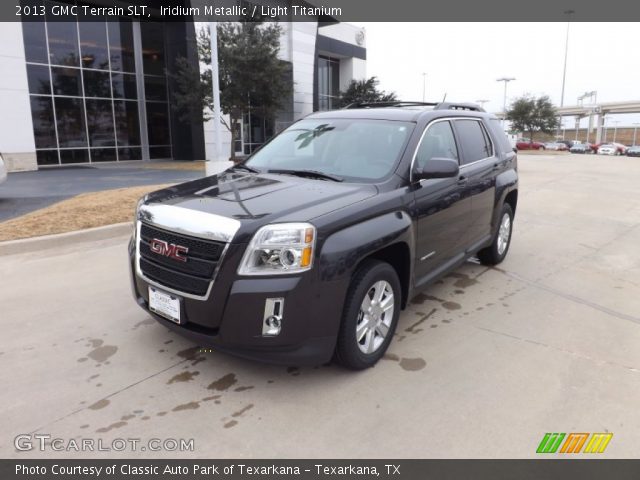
<box><xmin>0</xmin><ymin>153</ymin><xmax>7</xmax><ymax>185</ymax></box>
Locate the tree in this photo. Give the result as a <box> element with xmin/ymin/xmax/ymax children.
<box><xmin>172</xmin><ymin>21</ymin><xmax>293</xmax><ymax>159</ymax></box>
<box><xmin>337</xmin><ymin>77</ymin><xmax>397</xmax><ymax>108</ymax></box>
<box><xmin>506</xmin><ymin>95</ymin><xmax>559</xmax><ymax>141</ymax></box>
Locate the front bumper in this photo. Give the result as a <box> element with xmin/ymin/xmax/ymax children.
<box><xmin>128</xmin><ymin>237</ymin><xmax>346</xmax><ymax>366</ymax></box>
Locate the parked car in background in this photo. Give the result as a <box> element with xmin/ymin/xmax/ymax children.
<box><xmin>597</xmin><ymin>143</ymin><xmax>627</xmax><ymax>155</ymax></box>
<box><xmin>557</xmin><ymin>140</ymin><xmax>576</xmax><ymax>149</ymax></box>
<box><xmin>516</xmin><ymin>138</ymin><xmax>546</xmax><ymax>150</ymax></box>
<box><xmin>626</xmin><ymin>145</ymin><xmax>640</xmax><ymax>157</ymax></box>
<box><xmin>545</xmin><ymin>142</ymin><xmax>568</xmax><ymax>151</ymax></box>
<box><xmin>0</xmin><ymin>153</ymin><xmax>7</xmax><ymax>185</ymax></box>
<box><xmin>570</xmin><ymin>142</ymin><xmax>593</xmax><ymax>154</ymax></box>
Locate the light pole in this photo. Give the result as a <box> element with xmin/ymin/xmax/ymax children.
<box><xmin>496</xmin><ymin>77</ymin><xmax>515</xmax><ymax>128</ymax></box>
<box><xmin>633</xmin><ymin>123</ymin><xmax>640</xmax><ymax>146</ymax></box>
<box><xmin>611</xmin><ymin>120</ymin><xmax>620</xmax><ymax>143</ymax></box>
<box><xmin>206</xmin><ymin>21</ymin><xmax>225</xmax><ymax>175</ymax></box>
<box><xmin>476</xmin><ymin>99</ymin><xmax>489</xmax><ymax>109</ymax></box>
<box><xmin>557</xmin><ymin>10</ymin><xmax>575</xmax><ymax>137</ymax></box>
<box><xmin>422</xmin><ymin>73</ymin><xmax>427</xmax><ymax>102</ymax></box>
<box><xmin>603</xmin><ymin>116</ymin><xmax>609</xmax><ymax>143</ymax></box>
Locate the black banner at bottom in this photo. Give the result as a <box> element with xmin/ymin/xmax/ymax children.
<box><xmin>3</xmin><ymin>459</ymin><xmax>640</xmax><ymax>480</ymax></box>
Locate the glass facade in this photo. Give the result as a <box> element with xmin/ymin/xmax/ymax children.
<box><xmin>318</xmin><ymin>55</ymin><xmax>340</xmax><ymax>111</ymax></box>
<box><xmin>22</xmin><ymin>2</ymin><xmax>173</xmax><ymax>166</ymax></box>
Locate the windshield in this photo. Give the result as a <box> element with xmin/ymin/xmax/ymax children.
<box><xmin>245</xmin><ymin>119</ymin><xmax>414</xmax><ymax>182</ymax></box>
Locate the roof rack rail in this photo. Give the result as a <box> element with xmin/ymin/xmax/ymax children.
<box><xmin>435</xmin><ymin>102</ymin><xmax>485</xmax><ymax>112</ymax></box>
<box><xmin>343</xmin><ymin>101</ymin><xmax>438</xmax><ymax>109</ymax></box>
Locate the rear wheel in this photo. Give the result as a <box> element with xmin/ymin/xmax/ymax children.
<box><xmin>477</xmin><ymin>203</ymin><xmax>514</xmax><ymax>266</ymax></box>
<box><xmin>334</xmin><ymin>260</ymin><xmax>401</xmax><ymax>370</ymax></box>
<box><xmin>538</xmin><ymin>146</ymin><xmax>545</xmax><ymax>151</ymax></box>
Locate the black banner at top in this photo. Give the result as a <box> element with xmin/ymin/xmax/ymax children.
<box><xmin>6</xmin><ymin>0</ymin><xmax>640</xmax><ymax>22</ymax></box>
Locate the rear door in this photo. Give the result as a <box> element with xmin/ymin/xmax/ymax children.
<box><xmin>452</xmin><ymin>118</ymin><xmax>498</xmax><ymax>249</ymax></box>
<box><xmin>412</xmin><ymin>119</ymin><xmax>473</xmax><ymax>286</ymax></box>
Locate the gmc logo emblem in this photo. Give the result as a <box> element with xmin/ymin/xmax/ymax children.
<box><xmin>149</xmin><ymin>239</ymin><xmax>189</xmax><ymax>262</ymax></box>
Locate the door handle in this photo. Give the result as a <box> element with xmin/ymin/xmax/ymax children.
<box><xmin>457</xmin><ymin>175</ymin><xmax>467</xmax><ymax>185</ymax></box>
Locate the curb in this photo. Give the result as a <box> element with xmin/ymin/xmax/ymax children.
<box><xmin>0</xmin><ymin>222</ymin><xmax>132</xmax><ymax>256</ymax></box>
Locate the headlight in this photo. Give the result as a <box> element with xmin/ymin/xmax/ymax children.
<box><xmin>133</xmin><ymin>195</ymin><xmax>147</xmax><ymax>238</ymax></box>
<box><xmin>238</xmin><ymin>223</ymin><xmax>316</xmax><ymax>275</ymax></box>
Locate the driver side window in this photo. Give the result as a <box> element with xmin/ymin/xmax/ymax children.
<box><xmin>415</xmin><ymin>121</ymin><xmax>459</xmax><ymax>170</ymax></box>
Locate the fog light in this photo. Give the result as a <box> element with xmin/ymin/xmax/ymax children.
<box><xmin>263</xmin><ymin>298</ymin><xmax>284</xmax><ymax>336</ymax></box>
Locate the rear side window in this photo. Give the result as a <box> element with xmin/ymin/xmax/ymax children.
<box><xmin>488</xmin><ymin>118</ymin><xmax>515</xmax><ymax>155</ymax></box>
<box><xmin>414</xmin><ymin>121</ymin><xmax>458</xmax><ymax>170</ymax></box>
<box><xmin>454</xmin><ymin>119</ymin><xmax>493</xmax><ymax>164</ymax></box>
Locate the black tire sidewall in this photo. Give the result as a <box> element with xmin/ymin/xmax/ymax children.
<box><xmin>492</xmin><ymin>204</ymin><xmax>514</xmax><ymax>262</ymax></box>
<box><xmin>335</xmin><ymin>260</ymin><xmax>401</xmax><ymax>370</ymax></box>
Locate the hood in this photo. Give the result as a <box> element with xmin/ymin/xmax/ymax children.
<box><xmin>143</xmin><ymin>170</ymin><xmax>377</xmax><ymax>242</ymax></box>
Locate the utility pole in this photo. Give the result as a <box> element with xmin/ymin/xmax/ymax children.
<box><xmin>206</xmin><ymin>21</ymin><xmax>226</xmax><ymax>176</ymax></box>
<box><xmin>557</xmin><ymin>10</ymin><xmax>575</xmax><ymax>137</ymax></box>
<box><xmin>496</xmin><ymin>77</ymin><xmax>515</xmax><ymax>128</ymax></box>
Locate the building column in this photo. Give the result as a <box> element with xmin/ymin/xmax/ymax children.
<box><xmin>132</xmin><ymin>21</ymin><xmax>150</xmax><ymax>161</ymax></box>
<box><xmin>595</xmin><ymin>114</ymin><xmax>605</xmax><ymax>144</ymax></box>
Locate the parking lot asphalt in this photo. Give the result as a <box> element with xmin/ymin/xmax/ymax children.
<box><xmin>2</xmin><ymin>154</ymin><xmax>640</xmax><ymax>458</ymax></box>
<box><xmin>0</xmin><ymin>164</ymin><xmax>202</xmax><ymax>222</ymax></box>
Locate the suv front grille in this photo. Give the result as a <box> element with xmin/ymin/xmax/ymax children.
<box><xmin>138</xmin><ymin>223</ymin><xmax>227</xmax><ymax>298</ymax></box>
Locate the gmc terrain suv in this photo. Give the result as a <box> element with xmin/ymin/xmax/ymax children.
<box><xmin>129</xmin><ymin>102</ymin><xmax>518</xmax><ymax>369</ymax></box>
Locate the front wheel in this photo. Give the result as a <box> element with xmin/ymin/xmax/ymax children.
<box><xmin>477</xmin><ymin>203</ymin><xmax>514</xmax><ymax>265</ymax></box>
<box><xmin>334</xmin><ymin>260</ymin><xmax>401</xmax><ymax>370</ymax></box>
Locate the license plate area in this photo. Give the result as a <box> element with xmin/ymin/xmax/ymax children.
<box><xmin>148</xmin><ymin>286</ymin><xmax>182</xmax><ymax>324</ymax></box>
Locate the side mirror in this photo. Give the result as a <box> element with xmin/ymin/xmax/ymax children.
<box><xmin>413</xmin><ymin>157</ymin><xmax>459</xmax><ymax>181</ymax></box>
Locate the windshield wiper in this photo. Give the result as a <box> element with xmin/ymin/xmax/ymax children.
<box><xmin>268</xmin><ymin>169</ymin><xmax>343</xmax><ymax>182</ymax></box>
<box><xmin>231</xmin><ymin>163</ymin><xmax>260</xmax><ymax>173</ymax></box>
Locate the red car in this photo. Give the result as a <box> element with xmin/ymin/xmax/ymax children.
<box><xmin>516</xmin><ymin>138</ymin><xmax>546</xmax><ymax>150</ymax></box>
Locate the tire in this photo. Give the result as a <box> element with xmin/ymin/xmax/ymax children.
<box><xmin>334</xmin><ymin>260</ymin><xmax>401</xmax><ymax>370</ymax></box>
<box><xmin>538</xmin><ymin>146</ymin><xmax>545</xmax><ymax>151</ymax></box>
<box><xmin>477</xmin><ymin>203</ymin><xmax>514</xmax><ymax>266</ymax></box>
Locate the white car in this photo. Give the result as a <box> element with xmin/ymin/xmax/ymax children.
<box><xmin>597</xmin><ymin>143</ymin><xmax>626</xmax><ymax>156</ymax></box>
<box><xmin>0</xmin><ymin>153</ymin><xmax>7</xmax><ymax>185</ymax></box>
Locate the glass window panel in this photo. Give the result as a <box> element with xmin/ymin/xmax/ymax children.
<box><xmin>144</xmin><ymin>76</ymin><xmax>167</xmax><ymax>101</ymax></box>
<box><xmin>91</xmin><ymin>148</ymin><xmax>118</xmax><ymax>162</ymax></box>
<box><xmin>54</xmin><ymin>97</ymin><xmax>87</xmax><ymax>147</ymax></box>
<box><xmin>146</xmin><ymin>102</ymin><xmax>170</xmax><ymax>146</ymax></box>
<box><xmin>52</xmin><ymin>67</ymin><xmax>82</xmax><ymax>96</ymax></box>
<box><xmin>27</xmin><ymin>64</ymin><xmax>51</xmax><ymax>95</ymax></box>
<box><xmin>36</xmin><ymin>150</ymin><xmax>59</xmax><ymax>166</ymax></box>
<box><xmin>85</xmin><ymin>99</ymin><xmax>115</xmax><ymax>147</ymax></box>
<box><xmin>83</xmin><ymin>70</ymin><xmax>111</xmax><ymax>98</ymax></box>
<box><xmin>79</xmin><ymin>20</ymin><xmax>109</xmax><ymax>70</ymax></box>
<box><xmin>30</xmin><ymin>96</ymin><xmax>57</xmax><ymax>148</ymax></box>
<box><xmin>114</xmin><ymin>100</ymin><xmax>140</xmax><ymax>146</ymax></box>
<box><xmin>60</xmin><ymin>149</ymin><xmax>89</xmax><ymax>164</ymax></box>
<box><xmin>46</xmin><ymin>15</ymin><xmax>80</xmax><ymax>66</ymax></box>
<box><xmin>140</xmin><ymin>23</ymin><xmax>165</xmax><ymax>75</ymax></box>
<box><xmin>454</xmin><ymin>119</ymin><xmax>491</xmax><ymax>164</ymax></box>
<box><xmin>112</xmin><ymin>73</ymin><xmax>137</xmax><ymax>99</ymax></box>
<box><xmin>118</xmin><ymin>147</ymin><xmax>142</xmax><ymax>160</ymax></box>
<box><xmin>108</xmin><ymin>22</ymin><xmax>135</xmax><ymax>72</ymax></box>
<box><xmin>22</xmin><ymin>21</ymin><xmax>48</xmax><ymax>64</ymax></box>
<box><xmin>149</xmin><ymin>146</ymin><xmax>172</xmax><ymax>159</ymax></box>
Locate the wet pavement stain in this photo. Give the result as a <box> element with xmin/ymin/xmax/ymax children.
<box><xmin>405</xmin><ymin>308</ymin><xmax>437</xmax><ymax>333</ymax></box>
<box><xmin>88</xmin><ymin>399</ymin><xmax>110</xmax><ymax>410</ymax></box>
<box><xmin>80</xmin><ymin>424</ymin><xmax>89</xmax><ymax>429</ymax></box>
<box><xmin>267</xmin><ymin>380</ymin><xmax>275</xmax><ymax>384</ymax></box>
<box><xmin>88</xmin><ymin>339</ymin><xmax>103</xmax><ymax>348</ymax></box>
<box><xmin>232</xmin><ymin>404</ymin><xmax>254</xmax><ymax>418</ymax></box>
<box><xmin>96</xmin><ymin>421</ymin><xmax>127</xmax><ymax>433</ymax></box>
<box><xmin>167</xmin><ymin>371</ymin><xmax>200</xmax><ymax>384</ymax></box>
<box><xmin>87</xmin><ymin>374</ymin><xmax>100</xmax><ymax>381</ymax></box>
<box><xmin>234</xmin><ymin>386</ymin><xmax>255</xmax><ymax>392</ymax></box>
<box><xmin>286</xmin><ymin>367</ymin><xmax>300</xmax><ymax>376</ymax></box>
<box><xmin>77</xmin><ymin>357</ymin><xmax>88</xmax><ymax>363</ymax></box>
<box><xmin>121</xmin><ymin>414</ymin><xmax>136</xmax><ymax>421</ymax></box>
<box><xmin>156</xmin><ymin>412</ymin><xmax>167</xmax><ymax>417</ymax></box>
<box><xmin>447</xmin><ymin>272</ymin><xmax>478</xmax><ymax>289</ymax></box>
<box><xmin>430</xmin><ymin>324</ymin><xmax>438</xmax><ymax>328</ymax></box>
<box><xmin>191</xmin><ymin>356</ymin><xmax>207</xmax><ymax>366</ymax></box>
<box><xmin>141</xmin><ymin>416</ymin><xmax>150</xmax><ymax>421</ymax></box>
<box><xmin>132</xmin><ymin>318</ymin><xmax>155</xmax><ymax>330</ymax></box>
<box><xmin>224</xmin><ymin>420</ymin><xmax>238</xmax><ymax>429</ymax></box>
<box><xmin>454</xmin><ymin>289</ymin><xmax>465</xmax><ymax>295</ymax></box>
<box><xmin>208</xmin><ymin>373</ymin><xmax>237</xmax><ymax>391</ymax></box>
<box><xmin>203</xmin><ymin>395</ymin><xmax>221</xmax><ymax>402</ymax></box>
<box><xmin>442</xmin><ymin>301</ymin><xmax>461</xmax><ymax>311</ymax></box>
<box><xmin>88</xmin><ymin>345</ymin><xmax>118</xmax><ymax>363</ymax></box>
<box><xmin>177</xmin><ymin>347</ymin><xmax>200</xmax><ymax>360</ymax></box>
<box><xmin>441</xmin><ymin>319</ymin><xmax>451</xmax><ymax>323</ymax></box>
<box><xmin>399</xmin><ymin>357</ymin><xmax>427</xmax><ymax>371</ymax></box>
<box><xmin>383</xmin><ymin>353</ymin><xmax>400</xmax><ymax>361</ymax></box>
<box><xmin>164</xmin><ymin>340</ymin><xmax>174</xmax><ymax>344</ymax></box>
<box><xmin>410</xmin><ymin>293</ymin><xmax>428</xmax><ymax>304</ymax></box>
<box><xmin>173</xmin><ymin>401</ymin><xmax>200</xmax><ymax>412</ymax></box>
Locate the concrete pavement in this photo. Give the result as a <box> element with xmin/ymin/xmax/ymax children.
<box><xmin>1</xmin><ymin>154</ymin><xmax>640</xmax><ymax>458</ymax></box>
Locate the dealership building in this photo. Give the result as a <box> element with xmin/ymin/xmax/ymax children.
<box><xmin>0</xmin><ymin>2</ymin><xmax>366</xmax><ymax>172</ymax></box>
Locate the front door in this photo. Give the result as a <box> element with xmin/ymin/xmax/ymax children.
<box><xmin>412</xmin><ymin>119</ymin><xmax>473</xmax><ymax>287</ymax></box>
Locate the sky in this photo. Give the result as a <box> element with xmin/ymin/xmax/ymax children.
<box><xmin>353</xmin><ymin>22</ymin><xmax>640</xmax><ymax>127</ymax></box>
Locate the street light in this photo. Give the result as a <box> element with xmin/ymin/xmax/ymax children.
<box><xmin>633</xmin><ymin>123</ymin><xmax>640</xmax><ymax>146</ymax></box>
<box><xmin>476</xmin><ymin>99</ymin><xmax>489</xmax><ymax>109</ymax></box>
<box><xmin>422</xmin><ymin>73</ymin><xmax>427</xmax><ymax>102</ymax></box>
<box><xmin>496</xmin><ymin>77</ymin><xmax>515</xmax><ymax>128</ymax></box>
<box><xmin>611</xmin><ymin>120</ymin><xmax>621</xmax><ymax>143</ymax></box>
<box><xmin>557</xmin><ymin>10</ymin><xmax>575</xmax><ymax>136</ymax></box>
